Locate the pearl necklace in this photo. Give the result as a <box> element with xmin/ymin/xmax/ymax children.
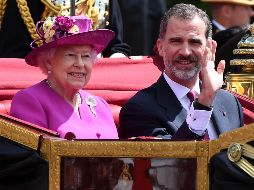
<box><xmin>46</xmin><ymin>80</ymin><xmax>82</xmax><ymax>113</ymax></box>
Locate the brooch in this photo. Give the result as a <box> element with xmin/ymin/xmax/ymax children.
<box><xmin>85</xmin><ymin>96</ymin><xmax>97</xmax><ymax>116</ymax></box>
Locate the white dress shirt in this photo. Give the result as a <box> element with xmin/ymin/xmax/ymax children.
<box><xmin>163</xmin><ymin>72</ymin><xmax>218</xmax><ymax>139</ymax></box>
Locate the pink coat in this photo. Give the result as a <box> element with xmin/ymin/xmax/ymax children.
<box><xmin>10</xmin><ymin>80</ymin><xmax>118</xmax><ymax>139</ymax></box>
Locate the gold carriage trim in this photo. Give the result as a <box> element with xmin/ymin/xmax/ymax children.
<box><xmin>230</xmin><ymin>59</ymin><xmax>254</xmax><ymax>66</ymax></box>
<box><xmin>233</xmin><ymin>49</ymin><xmax>254</xmax><ymax>54</ymax></box>
<box><xmin>237</xmin><ymin>42</ymin><xmax>254</xmax><ymax>48</ymax></box>
<box><xmin>0</xmin><ymin>118</ymin><xmax>41</xmax><ymax>150</ymax></box>
<box><xmin>0</xmin><ymin>0</ymin><xmax>7</xmax><ymax>30</ymax></box>
<box><xmin>237</xmin><ymin>24</ymin><xmax>254</xmax><ymax>48</ymax></box>
<box><xmin>228</xmin><ymin>143</ymin><xmax>254</xmax><ymax>178</ymax></box>
<box><xmin>41</xmin><ymin>0</ymin><xmax>87</xmax><ymax>16</ymax></box>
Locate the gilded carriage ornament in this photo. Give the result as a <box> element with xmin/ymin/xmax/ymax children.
<box><xmin>225</xmin><ymin>23</ymin><xmax>254</xmax><ymax>99</ymax></box>
<box><xmin>0</xmin><ymin>0</ymin><xmax>109</xmax><ymax>42</ymax></box>
<box><xmin>41</xmin><ymin>0</ymin><xmax>109</xmax><ymax>29</ymax></box>
<box><xmin>227</xmin><ymin>143</ymin><xmax>254</xmax><ymax>178</ymax></box>
<box><xmin>227</xmin><ymin>143</ymin><xmax>242</xmax><ymax>162</ymax></box>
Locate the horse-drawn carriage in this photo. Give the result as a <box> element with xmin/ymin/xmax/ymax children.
<box><xmin>1</xmin><ymin>1</ymin><xmax>254</xmax><ymax>189</ymax></box>
<box><xmin>0</xmin><ymin>56</ymin><xmax>254</xmax><ymax>190</ymax></box>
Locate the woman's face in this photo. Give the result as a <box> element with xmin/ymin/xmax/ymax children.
<box><xmin>46</xmin><ymin>45</ymin><xmax>95</xmax><ymax>93</ymax></box>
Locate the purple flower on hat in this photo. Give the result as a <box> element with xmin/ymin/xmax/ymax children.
<box><xmin>41</xmin><ymin>16</ymin><xmax>80</xmax><ymax>43</ymax></box>
<box><xmin>55</xmin><ymin>16</ymin><xmax>74</xmax><ymax>31</ymax></box>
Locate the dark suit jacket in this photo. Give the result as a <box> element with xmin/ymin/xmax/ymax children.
<box><xmin>213</xmin><ymin>26</ymin><xmax>244</xmax><ymax>50</ymax></box>
<box><xmin>102</xmin><ymin>0</ymin><xmax>131</xmax><ymax>57</ymax></box>
<box><xmin>118</xmin><ymin>0</ymin><xmax>166</xmax><ymax>55</ymax></box>
<box><xmin>0</xmin><ymin>0</ymin><xmax>45</xmax><ymax>58</ymax></box>
<box><xmin>0</xmin><ymin>136</ymin><xmax>48</xmax><ymax>190</ymax></box>
<box><xmin>210</xmin><ymin>143</ymin><xmax>254</xmax><ymax>190</ymax></box>
<box><xmin>119</xmin><ymin>75</ymin><xmax>244</xmax><ymax>140</ymax></box>
<box><xmin>215</xmin><ymin>28</ymin><xmax>249</xmax><ymax>78</ymax></box>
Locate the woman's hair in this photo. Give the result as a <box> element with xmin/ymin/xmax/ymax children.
<box><xmin>159</xmin><ymin>3</ymin><xmax>212</xmax><ymax>39</ymax></box>
<box><xmin>37</xmin><ymin>48</ymin><xmax>56</xmax><ymax>75</ymax></box>
<box><xmin>36</xmin><ymin>46</ymin><xmax>97</xmax><ymax>75</ymax></box>
<box><xmin>90</xmin><ymin>48</ymin><xmax>98</xmax><ymax>60</ymax></box>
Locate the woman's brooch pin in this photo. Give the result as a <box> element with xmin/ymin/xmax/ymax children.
<box><xmin>85</xmin><ymin>96</ymin><xmax>97</xmax><ymax>116</ymax></box>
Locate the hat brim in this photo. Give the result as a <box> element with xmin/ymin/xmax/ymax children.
<box><xmin>201</xmin><ymin>0</ymin><xmax>254</xmax><ymax>5</ymax></box>
<box><xmin>25</xmin><ymin>29</ymin><xmax>115</xmax><ymax>66</ymax></box>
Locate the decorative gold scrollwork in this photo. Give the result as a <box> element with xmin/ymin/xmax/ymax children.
<box><xmin>0</xmin><ymin>0</ymin><xmax>7</xmax><ymax>31</ymax></box>
<box><xmin>228</xmin><ymin>143</ymin><xmax>254</xmax><ymax>178</ymax></box>
<box><xmin>40</xmin><ymin>0</ymin><xmax>105</xmax><ymax>29</ymax></box>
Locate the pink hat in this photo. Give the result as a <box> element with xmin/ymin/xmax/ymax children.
<box><xmin>25</xmin><ymin>15</ymin><xmax>115</xmax><ymax>66</ymax></box>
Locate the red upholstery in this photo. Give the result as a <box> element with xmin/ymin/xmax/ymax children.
<box><xmin>0</xmin><ymin>57</ymin><xmax>253</xmax><ymax>127</ymax></box>
<box><xmin>0</xmin><ymin>57</ymin><xmax>162</xmax><ymax>127</ymax></box>
<box><xmin>228</xmin><ymin>90</ymin><xmax>254</xmax><ymax>124</ymax></box>
<box><xmin>0</xmin><ymin>57</ymin><xmax>253</xmax><ymax>190</ymax></box>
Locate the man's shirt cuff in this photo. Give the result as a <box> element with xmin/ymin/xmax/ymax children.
<box><xmin>186</xmin><ymin>102</ymin><xmax>213</xmax><ymax>136</ymax></box>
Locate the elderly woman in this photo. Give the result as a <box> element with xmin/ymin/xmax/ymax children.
<box><xmin>10</xmin><ymin>15</ymin><xmax>118</xmax><ymax>139</ymax></box>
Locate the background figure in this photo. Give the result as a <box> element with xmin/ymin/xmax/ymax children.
<box><xmin>0</xmin><ymin>0</ymin><xmax>44</xmax><ymax>58</ymax></box>
<box><xmin>201</xmin><ymin>0</ymin><xmax>254</xmax><ymax>35</ymax></box>
<box><xmin>212</xmin><ymin>25</ymin><xmax>246</xmax><ymax>50</ymax></box>
<box><xmin>200</xmin><ymin>0</ymin><xmax>254</xmax><ymax>77</ymax></box>
<box><xmin>215</xmin><ymin>27</ymin><xmax>250</xmax><ymax>77</ymax></box>
<box><xmin>99</xmin><ymin>0</ymin><xmax>130</xmax><ymax>57</ymax></box>
<box><xmin>0</xmin><ymin>0</ymin><xmax>130</xmax><ymax>58</ymax></box>
<box><xmin>118</xmin><ymin>0</ymin><xmax>166</xmax><ymax>56</ymax></box>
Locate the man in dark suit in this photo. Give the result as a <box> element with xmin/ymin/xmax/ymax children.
<box><xmin>119</xmin><ymin>3</ymin><xmax>244</xmax><ymax>141</ymax></box>
<box><xmin>201</xmin><ymin>0</ymin><xmax>254</xmax><ymax>36</ymax></box>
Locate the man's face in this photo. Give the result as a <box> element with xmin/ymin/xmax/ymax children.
<box><xmin>229</xmin><ymin>4</ymin><xmax>254</xmax><ymax>27</ymax></box>
<box><xmin>157</xmin><ymin>16</ymin><xmax>207</xmax><ymax>84</ymax></box>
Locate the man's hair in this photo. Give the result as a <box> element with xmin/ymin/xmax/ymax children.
<box><xmin>159</xmin><ymin>3</ymin><xmax>212</xmax><ymax>39</ymax></box>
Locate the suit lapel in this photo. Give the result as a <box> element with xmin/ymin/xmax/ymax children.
<box><xmin>155</xmin><ymin>75</ymin><xmax>187</xmax><ymax>132</ymax></box>
<box><xmin>153</xmin><ymin>75</ymin><xmax>238</xmax><ymax>137</ymax></box>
